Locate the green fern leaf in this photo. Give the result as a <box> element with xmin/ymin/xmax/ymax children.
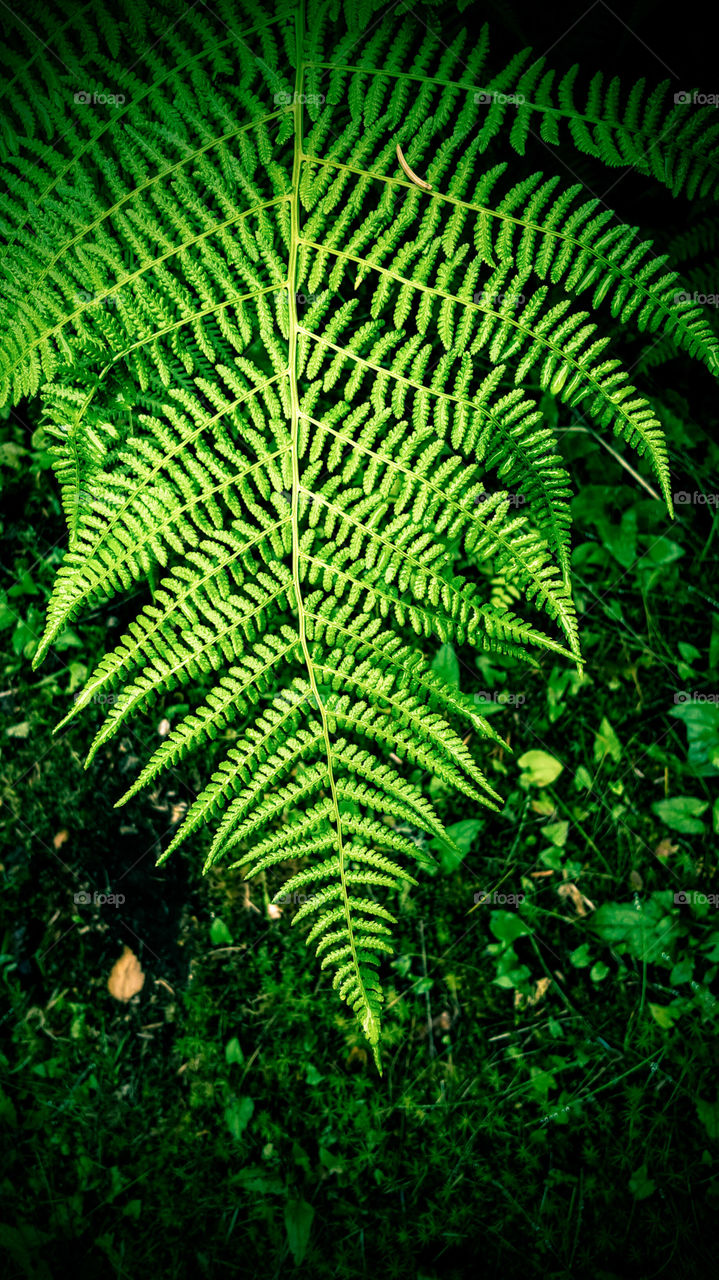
<box><xmin>1</xmin><ymin>0</ymin><xmax>716</xmax><ymax>1070</ymax></box>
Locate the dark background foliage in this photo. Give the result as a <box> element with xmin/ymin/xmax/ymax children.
<box><xmin>1</xmin><ymin>2</ymin><xmax>718</xmax><ymax>1278</ymax></box>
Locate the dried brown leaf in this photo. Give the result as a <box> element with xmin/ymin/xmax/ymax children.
<box><xmin>514</xmin><ymin>977</ymin><xmax>552</xmax><ymax>1010</ymax></box>
<box><xmin>654</xmin><ymin>838</ymin><xmax>678</xmax><ymax>861</ymax></box>
<box><xmin>108</xmin><ymin>946</ymin><xmax>145</xmax><ymax>1001</ymax></box>
<box><xmin>557</xmin><ymin>882</ymin><xmax>595</xmax><ymax>916</ymax></box>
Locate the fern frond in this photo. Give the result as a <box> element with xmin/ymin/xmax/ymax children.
<box><xmin>1</xmin><ymin>0</ymin><xmax>714</xmax><ymax>1068</ymax></box>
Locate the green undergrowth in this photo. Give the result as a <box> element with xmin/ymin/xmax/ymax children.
<box><xmin>1</xmin><ymin>372</ymin><xmax>718</xmax><ymax>1277</ymax></box>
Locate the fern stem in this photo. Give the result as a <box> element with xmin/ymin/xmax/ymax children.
<box><xmin>288</xmin><ymin>0</ymin><xmax>381</xmax><ymax>1071</ymax></box>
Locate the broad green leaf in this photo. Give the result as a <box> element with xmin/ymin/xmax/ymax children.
<box><xmin>696</xmin><ymin>1092</ymin><xmax>719</xmax><ymax>1141</ymax></box>
<box><xmin>225</xmin><ymin>1037</ymin><xmax>245</xmax><ymax>1065</ymax></box>
<box><xmin>490</xmin><ymin>910</ymin><xmax>532</xmax><ymax>943</ymax></box>
<box><xmin>588</xmin><ymin>893</ymin><xmax>680</xmax><ymax>963</ymax></box>
<box><xmin>629</xmin><ymin>1164</ymin><xmax>656</xmax><ymax>1200</ymax></box>
<box><xmin>593</xmin><ymin>717</ymin><xmax>622</xmax><ymax>765</ymax></box>
<box><xmin>224</xmin><ymin>1096</ymin><xmax>254</xmax><ymax>1141</ymax></box>
<box><xmin>284</xmin><ymin>1198</ymin><xmax>315</xmax><ymax>1265</ymax></box>
<box><xmin>652</xmin><ymin>795</ymin><xmax>708</xmax><ymax>834</ymax></box>
<box><xmin>543</xmin><ymin>820</ymin><xmax>569</xmax><ymax>847</ymax></box>
<box><xmin>648</xmin><ymin>1002</ymin><xmax>682</xmax><ymax>1029</ymax></box>
<box><xmin>670</xmin><ymin>703</ymin><xmax>719</xmax><ymax>776</ymax></box>
<box><xmin>431</xmin><ymin>643</ymin><xmax>460</xmax><ymax>690</ymax></box>
<box><xmin>210</xmin><ymin>918</ymin><xmax>233</xmax><ymax>946</ymax></box>
<box><xmin>431</xmin><ymin>817</ymin><xmax>483</xmax><ymax>873</ymax></box>
<box><xmin>518</xmin><ymin>750</ymin><xmax>564</xmax><ymax>787</ymax></box>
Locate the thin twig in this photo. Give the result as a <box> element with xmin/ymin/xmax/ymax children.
<box><xmin>396</xmin><ymin>142</ymin><xmax>432</xmax><ymax>191</ymax></box>
<box><xmin>418</xmin><ymin>919</ymin><xmax>436</xmax><ymax>1059</ymax></box>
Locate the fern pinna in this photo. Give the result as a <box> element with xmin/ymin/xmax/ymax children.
<box><xmin>1</xmin><ymin>0</ymin><xmax>717</xmax><ymax>1069</ymax></box>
